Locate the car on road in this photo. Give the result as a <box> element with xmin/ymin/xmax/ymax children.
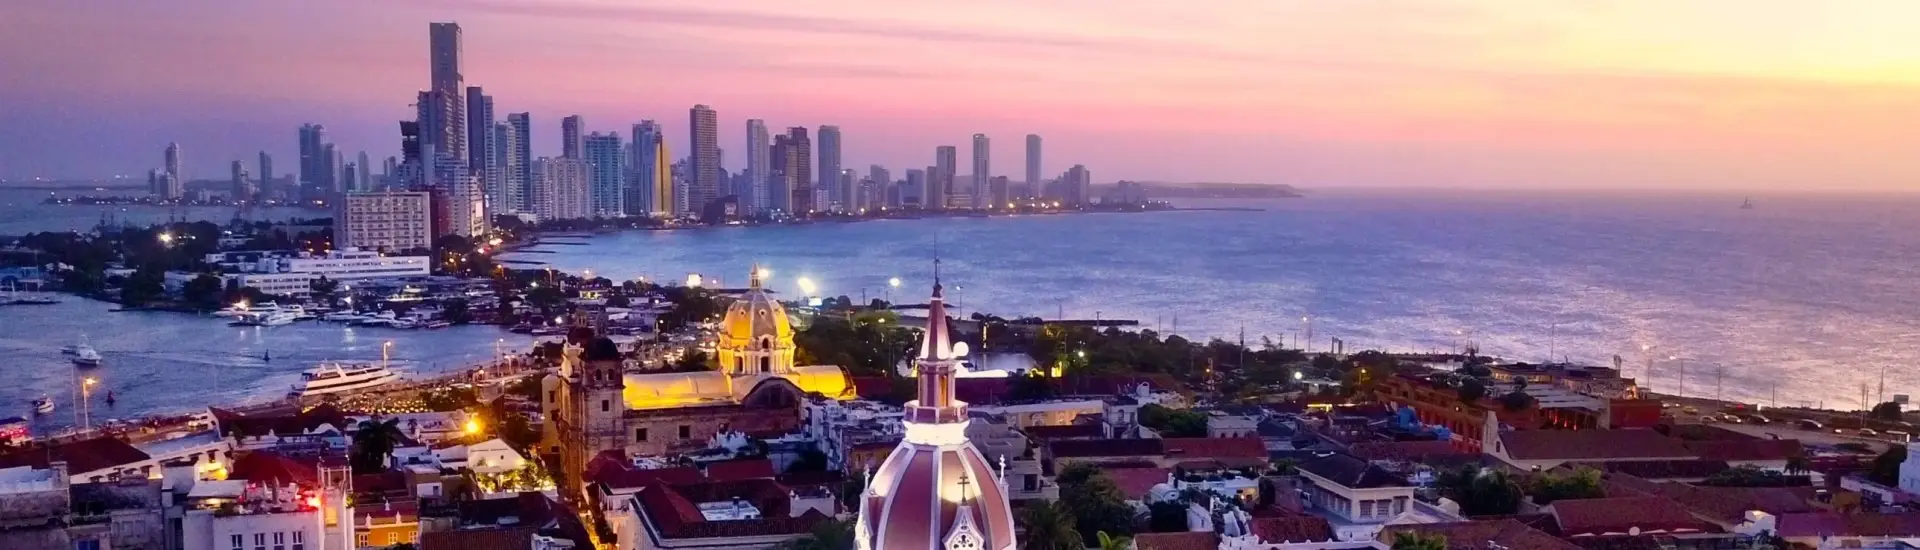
<box><xmin>1798</xmin><ymin>419</ymin><xmax>1825</xmax><ymax>430</ymax></box>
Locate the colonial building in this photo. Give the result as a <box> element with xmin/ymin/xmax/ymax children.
<box><xmin>543</xmin><ymin>267</ymin><xmax>854</xmax><ymax>500</ymax></box>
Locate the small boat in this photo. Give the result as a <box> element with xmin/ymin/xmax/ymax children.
<box><xmin>1740</xmin><ymin>197</ymin><xmax>1754</xmax><ymax>210</ymax></box>
<box><xmin>214</xmin><ymin>301</ymin><xmax>280</xmax><ymax>318</ymax></box>
<box><xmin>31</xmin><ymin>397</ymin><xmax>53</xmax><ymax>415</ymax></box>
<box><xmin>104</xmin><ymin>391</ymin><xmax>116</xmax><ymax>406</ymax></box>
<box><xmin>289</xmin><ymin>362</ymin><xmax>400</xmax><ymax>398</ymax></box>
<box><xmin>61</xmin><ymin>335</ymin><xmax>92</xmax><ymax>356</ymax></box>
<box><xmin>322</xmin><ymin>311</ymin><xmax>365</xmax><ymax>323</ymax></box>
<box><xmin>71</xmin><ymin>345</ymin><xmax>103</xmax><ymax>367</ymax></box>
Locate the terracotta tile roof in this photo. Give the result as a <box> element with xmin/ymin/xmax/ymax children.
<box><xmin>1104</xmin><ymin>467</ymin><xmax>1171</xmax><ymax>501</ymax></box>
<box><xmin>705</xmin><ymin>458</ymin><xmax>777</xmax><ymax>481</ymax></box>
<box><xmin>211</xmin><ymin>404</ymin><xmax>348</xmax><ymax>439</ymax></box>
<box><xmin>1297</xmin><ymin>454</ymin><xmax>1407</xmax><ymax>489</ymax></box>
<box><xmin>1132</xmin><ymin>532</ymin><xmax>1219</xmax><ymax>550</ymax></box>
<box><xmin>1049</xmin><ymin>438</ymin><xmax>1164</xmax><ymax>458</ymax></box>
<box><xmin>1777</xmin><ymin>512</ymin><xmax>1920</xmax><ymax>538</ymax></box>
<box><xmin>0</xmin><ymin>436</ymin><xmax>152</xmax><ymax>476</ymax></box>
<box><xmin>1162</xmin><ymin>437</ymin><xmax>1266</xmax><ymax>459</ymax></box>
<box><xmin>1658</xmin><ymin>423</ymin><xmax>1757</xmax><ymax>441</ymax></box>
<box><xmin>592</xmin><ymin>466</ymin><xmax>704</xmax><ymax>490</ymax></box>
<box><xmin>1250</xmin><ymin>516</ymin><xmax>1334</xmax><ymax>543</ymax></box>
<box><xmin>419</xmin><ymin>527</ymin><xmax>537</xmax><ymax>550</ymax></box>
<box><xmin>1383</xmin><ymin>519</ymin><xmax>1582</xmax><ymax>550</ymax></box>
<box><xmin>1548</xmin><ymin>497</ymin><xmax>1719</xmax><ymax>537</ymax></box>
<box><xmin>775</xmin><ymin>470</ymin><xmax>845</xmax><ymax>489</ymax></box>
<box><xmin>1349</xmin><ymin>440</ymin><xmax>1465</xmax><ymax>462</ymax></box>
<box><xmin>1498</xmin><ymin>429</ymin><xmax>1694</xmax><ymax>461</ymax></box>
<box><xmin>225</xmin><ymin>451</ymin><xmax>318</xmax><ymax>487</ymax></box>
<box><xmin>1022</xmin><ymin>424</ymin><xmax>1104</xmax><ymax>441</ymax></box>
<box><xmin>635</xmin><ymin>479</ymin><xmax>831</xmax><ymax>540</ymax></box>
<box><xmin>1656</xmin><ymin>485</ymin><xmax>1813</xmax><ymax>524</ymax></box>
<box><xmin>1681</xmin><ymin>439</ymin><xmax>1804</xmax><ymax>462</ymax></box>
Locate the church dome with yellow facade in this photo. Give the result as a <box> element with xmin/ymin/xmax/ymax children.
<box><xmin>717</xmin><ymin>265</ymin><xmax>797</xmax><ymax>377</ymax></box>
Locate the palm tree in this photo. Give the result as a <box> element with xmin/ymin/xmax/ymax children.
<box><xmin>779</xmin><ymin>519</ymin><xmax>855</xmax><ymax>550</ymax></box>
<box><xmin>1785</xmin><ymin>456</ymin><xmax>1811</xmax><ymax>476</ymax></box>
<box><xmin>1390</xmin><ymin>531</ymin><xmax>1449</xmax><ymax>550</ymax></box>
<box><xmin>351</xmin><ymin>418</ymin><xmax>404</xmax><ymax>473</ymax></box>
<box><xmin>1019</xmin><ymin>502</ymin><xmax>1083</xmax><ymax>550</ymax></box>
<box><xmin>1096</xmin><ymin>530</ymin><xmax>1132</xmax><ymax>550</ymax></box>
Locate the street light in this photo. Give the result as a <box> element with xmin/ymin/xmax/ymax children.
<box><xmin>382</xmin><ymin>341</ymin><xmax>394</xmax><ymax>369</ymax></box>
<box><xmin>796</xmin><ymin>277</ymin><xmax>817</xmax><ymax>297</ymax></box>
<box><xmin>1668</xmin><ymin>355</ymin><xmax>1686</xmax><ymax>399</ymax></box>
<box><xmin>81</xmin><ymin>377</ymin><xmax>98</xmax><ymax>429</ymax></box>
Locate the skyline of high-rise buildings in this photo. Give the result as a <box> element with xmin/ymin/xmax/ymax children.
<box><xmin>157</xmin><ymin>21</ymin><xmax>1093</xmax><ymax>228</ymax></box>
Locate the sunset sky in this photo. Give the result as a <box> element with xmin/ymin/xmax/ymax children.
<box><xmin>4</xmin><ymin>0</ymin><xmax>1919</xmax><ymax>190</ymax></box>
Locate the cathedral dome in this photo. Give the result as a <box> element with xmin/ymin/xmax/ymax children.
<box><xmin>857</xmin><ymin>278</ymin><xmax>1016</xmax><ymax>550</ymax></box>
<box><xmin>719</xmin><ymin>265</ymin><xmax>793</xmax><ymax>350</ymax></box>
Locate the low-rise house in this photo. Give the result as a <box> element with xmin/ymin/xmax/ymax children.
<box><xmin>1776</xmin><ymin>511</ymin><xmax>1920</xmax><ymax>548</ymax></box>
<box><xmin>418</xmin><ymin>492</ymin><xmax>589</xmax><ymax>550</ymax></box>
<box><xmin>1543</xmin><ymin>496</ymin><xmax>1718</xmax><ymax>539</ymax></box>
<box><xmin>611</xmin><ymin>478</ymin><xmax>837</xmax><ymax>550</ymax></box>
<box><xmin>212</xmin><ymin>405</ymin><xmax>350</xmax><ymax>454</ymax></box>
<box><xmin>1681</xmin><ymin>438</ymin><xmax>1805</xmax><ymax>472</ymax></box>
<box><xmin>0</xmin><ymin>436</ymin><xmax>157</xmax><ymax>482</ymax></box>
<box><xmin>1295</xmin><ymin>455</ymin><xmax>1460</xmax><ymax>541</ymax></box>
<box><xmin>1380</xmin><ymin>519</ymin><xmax>1581</xmax><ymax>550</ymax></box>
<box><xmin>0</xmin><ymin>462</ymin><xmax>167</xmax><ymax>550</ymax></box>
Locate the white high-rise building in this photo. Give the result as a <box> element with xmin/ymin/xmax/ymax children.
<box><xmin>868</xmin><ymin>165</ymin><xmax>890</xmax><ymax>210</ymax></box>
<box><xmin>337</xmin><ymin>191</ymin><xmax>433</xmax><ymax>251</ymax></box>
<box><xmin>904</xmin><ymin>168</ymin><xmax>927</xmax><ymax>208</ymax></box>
<box><xmin>970</xmin><ymin>133</ymin><xmax>990</xmax><ymax>209</ymax></box>
<box><xmin>745</xmin><ymin>119</ymin><xmax>770</xmax><ymax>213</ymax></box>
<box><xmin>445</xmin><ymin>174</ymin><xmax>489</xmax><ymax>238</ymax></box>
<box><xmin>466</xmin><ymin>87</ymin><xmax>498</xmax><ymax>204</ymax></box>
<box><xmin>492</xmin><ymin>122</ymin><xmax>516</xmax><ymax>213</ymax></box>
<box><xmin>816</xmin><ymin>125</ymin><xmax>842</xmax><ymax>209</ymax></box>
<box><xmin>533</xmin><ymin>157</ymin><xmax>591</xmax><ymax>221</ymax></box>
<box><xmin>1025</xmin><ymin>134</ymin><xmax>1042</xmax><ymax>200</ymax></box>
<box><xmin>584</xmin><ymin>132</ymin><xmax>625</xmax><ymax>216</ymax></box>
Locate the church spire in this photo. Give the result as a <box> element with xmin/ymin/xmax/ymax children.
<box><xmin>909</xmin><ymin>267</ymin><xmax>965</xmax><ymax>425</ymax></box>
<box><xmin>748</xmin><ymin>263</ymin><xmax>763</xmax><ymax>290</ymax></box>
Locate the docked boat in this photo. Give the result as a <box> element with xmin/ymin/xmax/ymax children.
<box><xmin>71</xmin><ymin>345</ymin><xmax>103</xmax><ymax>367</ymax></box>
<box><xmin>31</xmin><ymin>397</ymin><xmax>53</xmax><ymax>415</ymax></box>
<box><xmin>353</xmin><ymin>311</ymin><xmax>400</xmax><ymax>327</ymax></box>
<box><xmin>287</xmin><ymin>305</ymin><xmax>316</xmax><ymax>321</ymax></box>
<box><xmin>232</xmin><ymin>310</ymin><xmax>299</xmax><ymax>327</ymax></box>
<box><xmin>290</xmin><ymin>362</ymin><xmax>400</xmax><ymax>397</ymax></box>
<box><xmin>322</xmin><ymin>311</ymin><xmax>366</xmax><ymax>323</ymax></box>
<box><xmin>214</xmin><ymin>301</ymin><xmax>280</xmax><ymax>318</ymax></box>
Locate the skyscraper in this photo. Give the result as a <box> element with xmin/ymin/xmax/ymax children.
<box><xmin>357</xmin><ymin>151</ymin><xmax>372</xmax><ymax>193</ymax></box>
<box><xmin>688</xmin><ymin>105</ymin><xmax>721</xmax><ymax>214</ymax></box>
<box><xmin>971</xmin><ymin>133</ymin><xmax>990</xmax><ymax>209</ymax></box>
<box><xmin>745</xmin><ymin>119</ymin><xmax>770</xmax><ymax>213</ymax></box>
<box><xmin>326</xmin><ymin>144</ymin><xmax>345</xmax><ymax>195</ymax></box>
<box><xmin>769</xmin><ymin>136</ymin><xmax>792</xmax><ymax>213</ymax></box>
<box><xmin>628</xmin><ymin>121</ymin><xmax>670</xmax><ymax>216</ymax></box>
<box><xmin>257</xmin><ymin>151</ymin><xmax>273</xmax><ymax>199</ymax></box>
<box><xmin>493</xmin><ymin>122</ymin><xmax>516</xmax><ymax>213</ymax></box>
<box><xmin>868</xmin><ymin>165</ymin><xmax>891</xmax><ymax>210</ymax></box>
<box><xmin>425</xmin><ymin>23</ymin><xmax>467</xmax><ymax>162</ymax></box>
<box><xmin>466</xmin><ymin>87</ymin><xmax>498</xmax><ymax>207</ymax></box>
<box><xmin>299</xmin><ymin>123</ymin><xmax>329</xmax><ymax>201</ymax></box>
<box><xmin>816</xmin><ymin>125</ymin><xmax>842</xmax><ymax>210</ymax></box>
<box><xmin>561</xmin><ymin>115</ymin><xmax>585</xmax><ymax>159</ymax></box>
<box><xmin>1064</xmin><ymin>164</ymin><xmax>1092</xmax><ymax>205</ymax></box>
<box><xmin>583</xmin><ymin>132</ymin><xmax>625</xmax><ymax>216</ymax></box>
<box><xmin>230</xmin><ymin>160</ymin><xmax>251</xmax><ymax>202</ymax></box>
<box><xmin>507</xmin><ymin>113</ymin><xmax>532</xmax><ymax>212</ymax></box>
<box><xmin>782</xmin><ymin>127</ymin><xmax>812</xmax><ymax>213</ymax></box>
<box><xmin>933</xmin><ymin>145</ymin><xmax>957</xmax><ymax>210</ymax></box>
<box><xmin>650</xmin><ymin>134</ymin><xmax>673</xmax><ymax>217</ymax></box>
<box><xmin>163</xmin><ymin>139</ymin><xmax>183</xmax><ymax>184</ymax></box>
<box><xmin>905</xmin><ymin>168</ymin><xmax>927</xmax><ymax>208</ymax></box>
<box><xmin>1025</xmin><ymin>134</ymin><xmax>1042</xmax><ymax>200</ymax></box>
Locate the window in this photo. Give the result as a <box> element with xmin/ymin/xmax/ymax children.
<box><xmin>292</xmin><ymin>531</ymin><xmax>305</xmax><ymax>550</ymax></box>
<box><xmin>635</xmin><ymin>428</ymin><xmax>648</xmax><ymax>442</ymax></box>
<box><xmin>387</xmin><ymin>532</ymin><xmax>401</xmax><ymax>545</ymax></box>
<box><xmin>548</xmin><ymin>390</ymin><xmax>556</xmax><ymax>403</ymax></box>
<box><xmin>255</xmin><ymin>533</ymin><xmax>267</xmax><ymax>550</ymax></box>
<box><xmin>77</xmin><ymin>540</ymin><xmax>102</xmax><ymax>550</ymax></box>
<box><xmin>231</xmin><ymin>535</ymin><xmax>244</xmax><ymax>550</ymax></box>
<box><xmin>602</xmin><ymin>399</ymin><xmax>611</xmax><ymax>412</ymax></box>
<box><xmin>1359</xmin><ymin>500</ymin><xmax>1373</xmax><ymax>518</ymax></box>
<box><xmin>678</xmin><ymin>425</ymin><xmax>691</xmax><ymax>439</ymax></box>
<box><xmin>355</xmin><ymin>534</ymin><xmax>368</xmax><ymax>548</ymax></box>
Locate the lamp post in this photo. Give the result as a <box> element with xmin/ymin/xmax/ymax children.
<box><xmin>1302</xmin><ymin>315</ymin><xmax>1314</xmax><ymax>354</ymax></box>
<box><xmin>1640</xmin><ymin>344</ymin><xmax>1656</xmax><ymax>395</ymax></box>
<box><xmin>81</xmin><ymin>377</ymin><xmax>97</xmax><ymax>429</ymax></box>
<box><xmin>383</xmin><ymin>341</ymin><xmax>394</xmax><ymax>370</ymax></box>
<box><xmin>886</xmin><ymin>277</ymin><xmax>900</xmax><ymax>305</ymax></box>
<box><xmin>1669</xmin><ymin>356</ymin><xmax>1686</xmax><ymax>399</ymax></box>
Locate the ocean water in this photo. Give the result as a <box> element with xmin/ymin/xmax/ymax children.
<box><xmin>0</xmin><ymin>189</ymin><xmax>1915</xmax><ymax>426</ymax></box>
<box><xmin>500</xmin><ymin>191</ymin><xmax>1920</xmax><ymax>410</ymax></box>
<box><xmin>0</xmin><ymin>187</ymin><xmax>312</xmax><ymax>235</ymax></box>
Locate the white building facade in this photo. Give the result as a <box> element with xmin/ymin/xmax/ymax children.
<box><xmin>336</xmin><ymin>191</ymin><xmax>434</xmax><ymax>252</ymax></box>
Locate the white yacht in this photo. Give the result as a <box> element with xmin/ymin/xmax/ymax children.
<box><xmin>71</xmin><ymin>346</ymin><xmax>103</xmax><ymax>367</ymax></box>
<box><xmin>322</xmin><ymin>311</ymin><xmax>366</xmax><ymax>323</ymax></box>
<box><xmin>32</xmin><ymin>396</ymin><xmax>54</xmax><ymax>415</ymax></box>
<box><xmin>290</xmin><ymin>362</ymin><xmax>400</xmax><ymax>397</ymax></box>
<box><xmin>232</xmin><ymin>310</ymin><xmax>299</xmax><ymax>327</ymax></box>
<box><xmin>215</xmin><ymin>301</ymin><xmax>281</xmax><ymax>318</ymax></box>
